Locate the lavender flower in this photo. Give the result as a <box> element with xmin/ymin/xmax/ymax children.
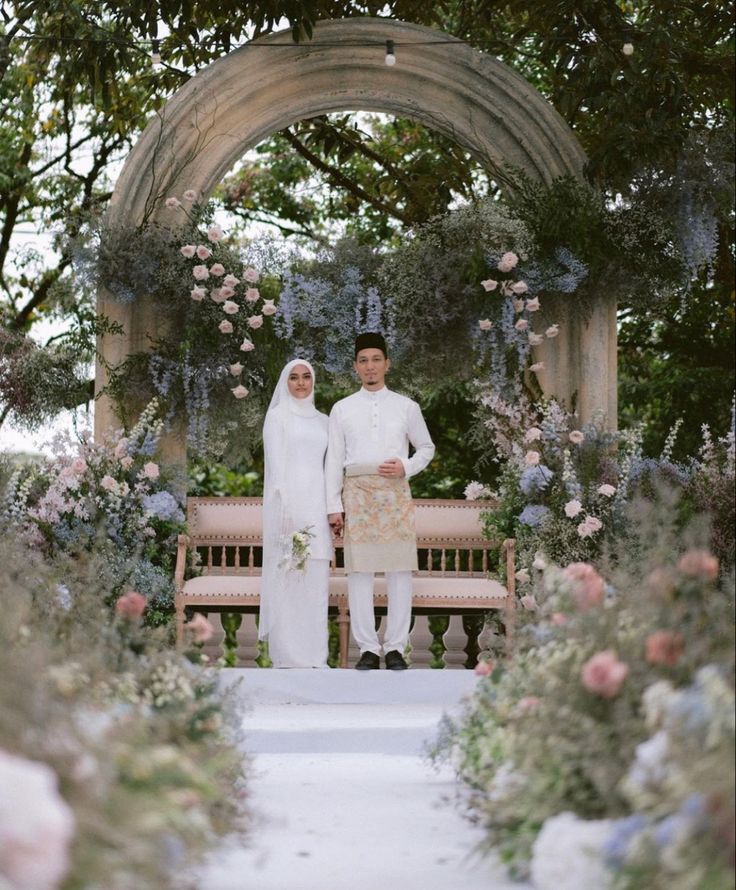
<box><xmin>518</xmin><ymin>505</ymin><xmax>551</xmax><ymax>527</ymax></box>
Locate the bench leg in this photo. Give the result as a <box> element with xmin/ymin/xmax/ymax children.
<box><xmin>175</xmin><ymin>600</ymin><xmax>186</xmax><ymax>651</ymax></box>
<box><xmin>337</xmin><ymin>604</ymin><xmax>350</xmax><ymax>669</ymax></box>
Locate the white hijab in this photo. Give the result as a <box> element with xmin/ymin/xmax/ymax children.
<box><xmin>259</xmin><ymin>358</ymin><xmax>319</xmax><ymax>640</ymax></box>
<box><xmin>267</xmin><ymin>358</ymin><xmax>319</xmax><ymax>419</ymax></box>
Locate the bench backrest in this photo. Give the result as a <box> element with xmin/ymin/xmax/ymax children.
<box><xmin>185</xmin><ymin>496</ymin><xmax>501</xmax><ymax>577</ymax></box>
<box><xmin>186</xmin><ymin>497</ymin><xmax>497</xmax><ymax>544</ymax></box>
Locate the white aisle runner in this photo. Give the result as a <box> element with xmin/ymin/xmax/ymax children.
<box><xmin>190</xmin><ymin>669</ymin><xmax>528</xmax><ymax>890</ymax></box>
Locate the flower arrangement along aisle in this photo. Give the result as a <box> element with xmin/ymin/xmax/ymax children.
<box><xmin>73</xmin><ymin>192</ymin><xmax>281</xmax><ymax>463</ymax></box>
<box><xmin>432</xmin><ymin>494</ymin><xmax>735</xmax><ymax>890</ymax></box>
<box><xmin>0</xmin><ymin>534</ymin><xmax>247</xmax><ymax>890</ymax></box>
<box><xmin>1</xmin><ymin>400</ymin><xmax>184</xmax><ymax>622</ymax></box>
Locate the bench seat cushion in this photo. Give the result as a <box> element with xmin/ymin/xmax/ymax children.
<box><xmin>182</xmin><ymin>573</ymin><xmax>508</xmax><ymax>605</ymax></box>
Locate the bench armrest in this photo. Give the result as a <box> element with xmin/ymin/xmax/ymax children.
<box><xmin>174</xmin><ymin>534</ymin><xmax>191</xmax><ymax>591</ymax></box>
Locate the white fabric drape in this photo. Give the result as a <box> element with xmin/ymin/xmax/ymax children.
<box><xmin>259</xmin><ymin>360</ymin><xmax>332</xmax><ymax>667</ymax></box>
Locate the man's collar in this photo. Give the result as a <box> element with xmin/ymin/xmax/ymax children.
<box><xmin>359</xmin><ymin>385</ymin><xmax>390</xmax><ymax>399</ymax></box>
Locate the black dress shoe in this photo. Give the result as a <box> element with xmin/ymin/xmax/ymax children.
<box><xmin>384</xmin><ymin>650</ymin><xmax>408</xmax><ymax>671</ymax></box>
<box><xmin>355</xmin><ymin>651</ymin><xmax>380</xmax><ymax>670</ymax></box>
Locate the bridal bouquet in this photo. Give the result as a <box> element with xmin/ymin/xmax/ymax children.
<box><xmin>279</xmin><ymin>525</ymin><xmax>315</xmax><ymax>572</ymax></box>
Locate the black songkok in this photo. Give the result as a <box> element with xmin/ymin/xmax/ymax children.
<box><xmin>354</xmin><ymin>332</ymin><xmax>388</xmax><ymax>358</ymax></box>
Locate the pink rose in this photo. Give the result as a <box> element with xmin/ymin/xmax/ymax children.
<box><xmin>262</xmin><ymin>300</ymin><xmax>277</xmax><ymax>316</ymax></box>
<box><xmin>645</xmin><ymin>630</ymin><xmax>685</xmax><ymax>666</ymax></box>
<box><xmin>545</xmin><ymin>324</ymin><xmax>560</xmax><ymax>338</ymax></box>
<box><xmin>480</xmin><ymin>279</ymin><xmax>498</xmax><ymax>292</ymax></box>
<box><xmin>223</xmin><ymin>274</ymin><xmax>240</xmax><ymax>287</ymax></box>
<box><xmin>192</xmin><ymin>264</ymin><xmax>209</xmax><ymax>281</ymax></box>
<box><xmin>581</xmin><ymin>650</ymin><xmax>629</xmax><ymax>698</ymax></box>
<box><xmin>528</xmin><ymin>332</ymin><xmax>544</xmax><ymax>346</ymax></box>
<box><xmin>551</xmin><ymin>612</ymin><xmax>568</xmax><ymax>625</ymax></box>
<box><xmin>564</xmin><ymin>499</ymin><xmax>583</xmax><ymax>518</ymax></box>
<box><xmin>222</xmin><ymin>300</ymin><xmax>239</xmax><ymax>315</ymax></box>
<box><xmin>526</xmin><ymin>297</ymin><xmax>540</xmax><ymax>312</ymax></box>
<box><xmin>245</xmin><ymin>287</ymin><xmax>260</xmax><ymax>303</ymax></box>
<box><xmin>209</xmin><ymin>263</ymin><xmax>225</xmax><ymax>277</ymax></box>
<box><xmin>474</xmin><ymin>659</ymin><xmax>495</xmax><ymax>676</ymax></box>
<box><xmin>511</xmin><ymin>281</ymin><xmax>528</xmax><ymax>294</ymax></box>
<box><xmin>120</xmin><ymin>456</ymin><xmax>133</xmax><ymax>470</ymax></box>
<box><xmin>568</xmin><ymin>430</ymin><xmax>585</xmax><ymax>445</ymax></box>
<box><xmin>100</xmin><ymin>474</ymin><xmax>118</xmax><ymax>492</ymax></box>
<box><xmin>514</xmin><ymin>318</ymin><xmax>529</xmax><ymax>331</ymax></box>
<box><xmin>524</xmin><ymin>427</ymin><xmax>542</xmax><ymax>442</ymax></box>
<box><xmin>516</xmin><ymin>696</ymin><xmax>540</xmax><ymax>714</ymax></box>
<box><xmin>165</xmin><ymin>196</ymin><xmax>181</xmax><ymax>209</ymax></box>
<box><xmin>195</xmin><ymin>244</ymin><xmax>212</xmax><ymax>260</ymax></box>
<box><xmin>597</xmin><ymin>484</ymin><xmax>616</xmax><ymax>497</ymax></box>
<box><xmin>190</xmin><ymin>286</ymin><xmax>206</xmax><ymax>301</ymax></box>
<box><xmin>71</xmin><ymin>457</ymin><xmax>87</xmax><ymax>474</ymax></box>
<box><xmin>239</xmin><ymin>338</ymin><xmax>255</xmax><ymax>352</ymax></box>
<box><xmin>186</xmin><ymin>613</ymin><xmax>215</xmax><ymax>643</ymax></box>
<box><xmin>219</xmin><ymin>285</ymin><xmax>235</xmax><ymax>299</ymax></box>
<box><xmin>229</xmin><ymin>362</ymin><xmax>243</xmax><ymax>376</ymax></box>
<box><xmin>114</xmin><ymin>438</ymin><xmax>128</xmax><ymax>458</ymax></box>
<box><xmin>247</xmin><ymin>315</ymin><xmax>264</xmax><ymax>329</ymax></box>
<box><xmin>210</xmin><ymin>288</ymin><xmax>225</xmax><ymax>304</ymax></box>
<box><xmin>525</xmin><ymin>450</ymin><xmax>540</xmax><ymax>466</ymax></box>
<box><xmin>577</xmin><ymin>516</ymin><xmax>603</xmax><ymax>538</ymax></box>
<box><xmin>497</xmin><ymin>251</ymin><xmax>519</xmax><ymax>273</ymax></box>
<box><xmin>563</xmin><ymin>562</ymin><xmax>605</xmax><ymax>611</ymax></box>
<box><xmin>231</xmin><ymin>384</ymin><xmax>249</xmax><ymax>399</ymax></box>
<box><xmin>218</xmin><ymin>320</ymin><xmax>234</xmax><ymax>334</ymax></box>
<box><xmin>478</xmin><ymin>318</ymin><xmax>492</xmax><ymax>331</ymax></box>
<box><xmin>513</xmin><ymin>298</ymin><xmax>525</xmax><ymax>313</ymax></box>
<box><xmin>182</xmin><ymin>189</ymin><xmax>198</xmax><ymax>202</ymax></box>
<box><xmin>207</xmin><ymin>224</ymin><xmax>224</xmax><ymax>242</ymax></box>
<box><xmin>520</xmin><ymin>594</ymin><xmax>537</xmax><ymax>611</ymax></box>
<box><xmin>243</xmin><ymin>266</ymin><xmax>260</xmax><ymax>284</ymax></box>
<box><xmin>115</xmin><ymin>590</ymin><xmax>146</xmax><ymax>619</ymax></box>
<box><xmin>142</xmin><ymin>461</ymin><xmax>159</xmax><ymax>480</ymax></box>
<box><xmin>180</xmin><ymin>244</ymin><xmax>196</xmax><ymax>258</ymax></box>
<box><xmin>529</xmin><ymin>362</ymin><xmax>544</xmax><ymax>372</ymax></box>
<box><xmin>676</xmin><ymin>549</ymin><xmax>719</xmax><ymax>581</ymax></box>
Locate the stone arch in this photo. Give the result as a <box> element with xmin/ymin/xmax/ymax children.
<box><xmin>96</xmin><ymin>17</ymin><xmax>616</xmax><ymax>442</ymax></box>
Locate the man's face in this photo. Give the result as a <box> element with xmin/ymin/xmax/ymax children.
<box><xmin>354</xmin><ymin>348</ymin><xmax>390</xmax><ymax>390</ymax></box>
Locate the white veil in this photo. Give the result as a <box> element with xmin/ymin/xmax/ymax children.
<box><xmin>259</xmin><ymin>359</ymin><xmax>318</xmax><ymax>640</ymax></box>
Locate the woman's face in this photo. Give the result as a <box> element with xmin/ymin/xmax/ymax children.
<box><xmin>287</xmin><ymin>364</ymin><xmax>313</xmax><ymax>399</ymax></box>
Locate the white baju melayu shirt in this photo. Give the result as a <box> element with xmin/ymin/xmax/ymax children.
<box><xmin>325</xmin><ymin>385</ymin><xmax>435</xmax><ymax>514</ymax></box>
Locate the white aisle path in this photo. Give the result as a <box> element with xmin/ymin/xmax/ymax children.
<box><xmin>190</xmin><ymin>669</ymin><xmax>529</xmax><ymax>890</ymax></box>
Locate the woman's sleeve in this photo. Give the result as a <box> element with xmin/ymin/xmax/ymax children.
<box><xmin>263</xmin><ymin>412</ymin><xmax>292</xmax><ymax>534</ymax></box>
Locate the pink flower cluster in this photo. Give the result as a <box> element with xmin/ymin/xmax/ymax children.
<box><xmin>562</xmin><ymin>562</ymin><xmax>605</xmax><ymax>611</ymax></box>
<box><xmin>173</xmin><ymin>197</ymin><xmax>276</xmax><ymax>400</ymax></box>
<box><xmin>478</xmin><ymin>251</ymin><xmax>561</xmax><ymax>369</ymax></box>
<box><xmin>581</xmin><ymin>650</ymin><xmax>629</xmax><ymax>698</ymax></box>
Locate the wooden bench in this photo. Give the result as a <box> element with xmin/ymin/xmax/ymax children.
<box><xmin>175</xmin><ymin>497</ymin><xmax>516</xmax><ymax>667</ymax></box>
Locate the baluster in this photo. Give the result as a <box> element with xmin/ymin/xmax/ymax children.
<box><xmin>207</xmin><ymin>547</ymin><xmax>213</xmax><ymax>570</ymax></box>
<box><xmin>249</xmin><ymin>546</ymin><xmax>255</xmax><ymax>572</ymax></box>
<box><xmin>234</xmin><ymin>545</ymin><xmax>241</xmax><ymax>569</ymax></box>
<box><xmin>442</xmin><ymin>614</ymin><xmax>469</xmax><ymax>668</ymax></box>
<box><xmin>220</xmin><ymin>546</ymin><xmax>226</xmax><ymax>570</ymax></box>
<box><xmin>482</xmin><ymin>549</ymin><xmax>488</xmax><ymax>575</ymax></box>
<box><xmin>455</xmin><ymin>548</ymin><xmax>460</xmax><ymax>575</ymax></box>
<box><xmin>440</xmin><ymin>548</ymin><xmax>446</xmax><ymax>573</ymax></box>
<box><xmin>426</xmin><ymin>548</ymin><xmax>433</xmax><ymax>575</ymax></box>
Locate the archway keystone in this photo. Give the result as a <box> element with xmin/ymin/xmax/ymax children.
<box><xmin>96</xmin><ymin>17</ymin><xmax>616</xmax><ymax>443</ymax></box>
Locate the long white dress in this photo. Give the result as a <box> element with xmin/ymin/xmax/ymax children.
<box><xmin>260</xmin><ymin>363</ymin><xmax>332</xmax><ymax>668</ymax></box>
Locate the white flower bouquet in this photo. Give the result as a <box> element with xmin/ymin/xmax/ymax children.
<box><xmin>279</xmin><ymin>525</ymin><xmax>315</xmax><ymax>572</ymax></box>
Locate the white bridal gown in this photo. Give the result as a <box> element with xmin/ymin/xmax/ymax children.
<box><xmin>261</xmin><ymin>395</ymin><xmax>332</xmax><ymax>668</ymax></box>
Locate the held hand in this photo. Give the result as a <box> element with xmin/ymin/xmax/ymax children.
<box><xmin>328</xmin><ymin>512</ymin><xmax>344</xmax><ymax>537</ymax></box>
<box><xmin>378</xmin><ymin>458</ymin><xmax>406</xmax><ymax>478</ymax></box>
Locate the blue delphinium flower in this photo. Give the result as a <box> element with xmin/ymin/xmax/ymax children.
<box><xmin>602</xmin><ymin>814</ymin><xmax>648</xmax><ymax>867</ymax></box>
<box><xmin>518</xmin><ymin>504</ymin><xmax>550</xmax><ymax>527</ymax></box>
<box><xmin>520</xmin><ymin>464</ymin><xmax>554</xmax><ymax>496</ymax></box>
<box><xmin>142</xmin><ymin>491</ymin><xmax>184</xmax><ymax>522</ymax></box>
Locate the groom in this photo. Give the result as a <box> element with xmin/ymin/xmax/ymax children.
<box><xmin>326</xmin><ymin>333</ymin><xmax>435</xmax><ymax>670</ymax></box>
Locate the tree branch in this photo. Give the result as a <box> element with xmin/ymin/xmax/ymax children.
<box><xmin>281</xmin><ymin>129</ymin><xmax>414</xmax><ymax>226</ymax></box>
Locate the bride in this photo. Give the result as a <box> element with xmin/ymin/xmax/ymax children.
<box><xmin>259</xmin><ymin>358</ymin><xmax>332</xmax><ymax>668</ymax></box>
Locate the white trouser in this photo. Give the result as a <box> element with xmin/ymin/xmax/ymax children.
<box><xmin>347</xmin><ymin>570</ymin><xmax>412</xmax><ymax>656</ymax></box>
